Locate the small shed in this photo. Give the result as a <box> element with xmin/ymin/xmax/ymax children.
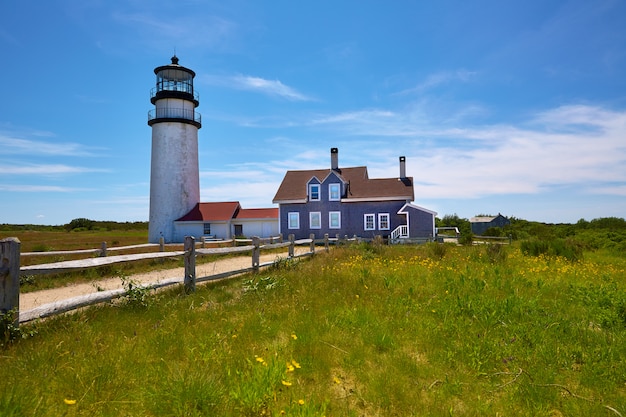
<box><xmin>470</xmin><ymin>214</ymin><xmax>510</xmax><ymax>235</ymax></box>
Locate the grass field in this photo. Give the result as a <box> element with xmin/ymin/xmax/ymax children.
<box><xmin>1</xmin><ymin>242</ymin><xmax>625</xmax><ymax>416</ymax></box>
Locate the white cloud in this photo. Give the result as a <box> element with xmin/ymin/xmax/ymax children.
<box><xmin>294</xmin><ymin>104</ymin><xmax>626</xmax><ymax>201</ymax></box>
<box><xmin>0</xmin><ymin>164</ymin><xmax>108</xmax><ymax>175</ymax></box>
<box><xmin>111</xmin><ymin>11</ymin><xmax>238</xmax><ymax>50</ymax></box>
<box><xmin>0</xmin><ymin>134</ymin><xmax>102</xmax><ymax>157</ymax></box>
<box><xmin>201</xmin><ymin>181</ymin><xmax>279</xmax><ymax>208</ymax></box>
<box><xmin>0</xmin><ymin>184</ymin><xmax>81</xmax><ymax>192</ymax></box>
<box><xmin>397</xmin><ymin>70</ymin><xmax>478</xmax><ymax>95</ymax></box>
<box><xmin>203</xmin><ymin>74</ymin><xmax>313</xmax><ymax>101</ymax></box>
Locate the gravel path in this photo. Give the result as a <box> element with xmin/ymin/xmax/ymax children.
<box><xmin>19</xmin><ymin>251</ymin><xmax>301</xmax><ymax>313</ymax></box>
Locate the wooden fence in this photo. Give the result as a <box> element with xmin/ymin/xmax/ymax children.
<box><xmin>1</xmin><ymin>234</ymin><xmax>346</xmax><ymax>326</ymax></box>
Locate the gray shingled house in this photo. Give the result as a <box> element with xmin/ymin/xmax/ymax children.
<box><xmin>272</xmin><ymin>148</ymin><xmax>436</xmax><ymax>241</ymax></box>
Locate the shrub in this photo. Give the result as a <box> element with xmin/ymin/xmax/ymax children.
<box><xmin>484</xmin><ymin>243</ymin><xmax>507</xmax><ymax>264</ymax></box>
<box><xmin>520</xmin><ymin>238</ymin><xmax>583</xmax><ymax>261</ymax></box>
<box><xmin>120</xmin><ymin>275</ymin><xmax>152</xmax><ymax>308</ymax></box>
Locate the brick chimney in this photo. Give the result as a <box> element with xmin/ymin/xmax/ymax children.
<box><xmin>399</xmin><ymin>156</ymin><xmax>406</xmax><ymax>179</ymax></box>
<box><xmin>331</xmin><ymin>147</ymin><xmax>339</xmax><ymax>171</ymax></box>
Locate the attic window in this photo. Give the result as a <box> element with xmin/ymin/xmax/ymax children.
<box><xmin>329</xmin><ymin>183</ymin><xmax>341</xmax><ymax>201</ymax></box>
<box><xmin>309</xmin><ymin>184</ymin><xmax>320</xmax><ymax>201</ymax></box>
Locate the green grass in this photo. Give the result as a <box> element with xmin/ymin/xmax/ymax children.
<box><xmin>1</xmin><ymin>243</ymin><xmax>626</xmax><ymax>416</ymax></box>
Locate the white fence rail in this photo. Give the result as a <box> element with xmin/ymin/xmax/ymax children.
<box><xmin>1</xmin><ymin>234</ymin><xmax>346</xmax><ymax>326</ymax></box>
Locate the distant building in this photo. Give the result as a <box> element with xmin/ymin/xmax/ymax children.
<box><xmin>470</xmin><ymin>214</ymin><xmax>510</xmax><ymax>235</ymax></box>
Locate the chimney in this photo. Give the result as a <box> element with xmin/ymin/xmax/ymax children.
<box><xmin>399</xmin><ymin>156</ymin><xmax>406</xmax><ymax>179</ymax></box>
<box><xmin>331</xmin><ymin>147</ymin><xmax>339</xmax><ymax>171</ymax></box>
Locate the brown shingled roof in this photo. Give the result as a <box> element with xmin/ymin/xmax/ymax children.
<box><xmin>272</xmin><ymin>166</ymin><xmax>414</xmax><ymax>203</ymax></box>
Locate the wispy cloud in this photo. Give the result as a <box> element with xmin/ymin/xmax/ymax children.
<box><xmin>289</xmin><ymin>104</ymin><xmax>626</xmax><ymax>200</ymax></box>
<box><xmin>0</xmin><ymin>164</ymin><xmax>108</xmax><ymax>175</ymax></box>
<box><xmin>0</xmin><ymin>134</ymin><xmax>103</xmax><ymax>157</ymax></box>
<box><xmin>203</xmin><ymin>74</ymin><xmax>313</xmax><ymax>101</ymax></box>
<box><xmin>110</xmin><ymin>11</ymin><xmax>238</xmax><ymax>50</ymax></box>
<box><xmin>0</xmin><ymin>184</ymin><xmax>85</xmax><ymax>192</ymax></box>
<box><xmin>397</xmin><ymin>70</ymin><xmax>478</xmax><ymax>95</ymax></box>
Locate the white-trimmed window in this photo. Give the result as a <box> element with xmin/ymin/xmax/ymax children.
<box><xmin>329</xmin><ymin>183</ymin><xmax>341</xmax><ymax>201</ymax></box>
<box><xmin>364</xmin><ymin>214</ymin><xmax>375</xmax><ymax>230</ymax></box>
<box><xmin>288</xmin><ymin>212</ymin><xmax>300</xmax><ymax>229</ymax></box>
<box><xmin>329</xmin><ymin>211</ymin><xmax>341</xmax><ymax>229</ymax></box>
<box><xmin>378</xmin><ymin>213</ymin><xmax>390</xmax><ymax>230</ymax></box>
<box><xmin>203</xmin><ymin>223</ymin><xmax>211</xmax><ymax>235</ymax></box>
<box><xmin>309</xmin><ymin>184</ymin><xmax>320</xmax><ymax>201</ymax></box>
<box><xmin>310</xmin><ymin>212</ymin><xmax>321</xmax><ymax>229</ymax></box>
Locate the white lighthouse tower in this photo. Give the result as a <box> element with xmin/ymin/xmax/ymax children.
<box><xmin>148</xmin><ymin>56</ymin><xmax>201</xmax><ymax>243</ymax></box>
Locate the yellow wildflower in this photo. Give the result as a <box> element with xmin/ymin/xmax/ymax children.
<box><xmin>298</xmin><ymin>399</ymin><xmax>305</xmax><ymax>405</ymax></box>
<box><xmin>291</xmin><ymin>333</ymin><xmax>298</xmax><ymax>340</ymax></box>
<box><xmin>291</xmin><ymin>359</ymin><xmax>301</xmax><ymax>369</ymax></box>
<box><xmin>281</xmin><ymin>380</ymin><xmax>292</xmax><ymax>386</ymax></box>
<box><xmin>64</xmin><ymin>399</ymin><xmax>77</xmax><ymax>405</ymax></box>
<box><xmin>333</xmin><ymin>376</ymin><xmax>341</xmax><ymax>384</ymax></box>
<box><xmin>286</xmin><ymin>363</ymin><xmax>295</xmax><ymax>372</ymax></box>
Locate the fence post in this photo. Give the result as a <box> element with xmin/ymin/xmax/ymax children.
<box><xmin>309</xmin><ymin>234</ymin><xmax>315</xmax><ymax>253</ymax></box>
<box><xmin>0</xmin><ymin>238</ymin><xmax>21</xmax><ymax>327</ymax></box>
<box><xmin>100</xmin><ymin>241</ymin><xmax>107</xmax><ymax>257</ymax></box>
<box><xmin>184</xmin><ymin>236</ymin><xmax>196</xmax><ymax>294</ymax></box>
<box><xmin>288</xmin><ymin>234</ymin><xmax>295</xmax><ymax>258</ymax></box>
<box><xmin>252</xmin><ymin>237</ymin><xmax>260</xmax><ymax>272</ymax></box>
<box><xmin>324</xmin><ymin>234</ymin><xmax>329</xmax><ymax>252</ymax></box>
<box><xmin>278</xmin><ymin>233</ymin><xmax>283</xmax><ymax>243</ymax></box>
<box><xmin>159</xmin><ymin>237</ymin><xmax>165</xmax><ymax>252</ymax></box>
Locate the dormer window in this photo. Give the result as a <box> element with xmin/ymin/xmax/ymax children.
<box><xmin>309</xmin><ymin>184</ymin><xmax>320</xmax><ymax>201</ymax></box>
<box><xmin>329</xmin><ymin>183</ymin><xmax>341</xmax><ymax>201</ymax></box>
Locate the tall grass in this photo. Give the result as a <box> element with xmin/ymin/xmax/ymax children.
<box><xmin>1</xmin><ymin>243</ymin><xmax>625</xmax><ymax>416</ymax></box>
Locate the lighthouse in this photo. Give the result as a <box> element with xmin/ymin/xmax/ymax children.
<box><xmin>148</xmin><ymin>56</ymin><xmax>201</xmax><ymax>243</ymax></box>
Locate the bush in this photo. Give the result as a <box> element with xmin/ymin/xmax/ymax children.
<box><xmin>65</xmin><ymin>218</ymin><xmax>95</xmax><ymax>231</ymax></box>
<box><xmin>484</xmin><ymin>243</ymin><xmax>507</xmax><ymax>264</ymax></box>
<box><xmin>520</xmin><ymin>238</ymin><xmax>583</xmax><ymax>261</ymax></box>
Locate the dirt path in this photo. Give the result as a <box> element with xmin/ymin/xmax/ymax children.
<box><xmin>19</xmin><ymin>251</ymin><xmax>301</xmax><ymax>313</ymax></box>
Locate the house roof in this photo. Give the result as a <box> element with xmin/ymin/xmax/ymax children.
<box><xmin>176</xmin><ymin>202</ymin><xmax>279</xmax><ymax>222</ymax></box>
<box><xmin>470</xmin><ymin>214</ymin><xmax>507</xmax><ymax>223</ymax></box>
<box><xmin>272</xmin><ymin>166</ymin><xmax>414</xmax><ymax>203</ymax></box>
<box><xmin>176</xmin><ymin>202</ymin><xmax>241</xmax><ymax>222</ymax></box>
<box><xmin>235</xmin><ymin>208</ymin><xmax>279</xmax><ymax>220</ymax></box>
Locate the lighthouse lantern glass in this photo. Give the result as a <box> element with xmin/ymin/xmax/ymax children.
<box><xmin>156</xmin><ymin>68</ymin><xmax>193</xmax><ymax>95</ymax></box>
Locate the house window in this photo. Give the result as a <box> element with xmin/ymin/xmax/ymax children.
<box><xmin>203</xmin><ymin>223</ymin><xmax>211</xmax><ymax>235</ymax></box>
<box><xmin>329</xmin><ymin>183</ymin><xmax>341</xmax><ymax>201</ymax></box>
<box><xmin>378</xmin><ymin>213</ymin><xmax>390</xmax><ymax>230</ymax></box>
<box><xmin>329</xmin><ymin>211</ymin><xmax>341</xmax><ymax>229</ymax></box>
<box><xmin>309</xmin><ymin>184</ymin><xmax>320</xmax><ymax>201</ymax></box>
<box><xmin>364</xmin><ymin>214</ymin><xmax>375</xmax><ymax>231</ymax></box>
<box><xmin>288</xmin><ymin>212</ymin><xmax>300</xmax><ymax>229</ymax></box>
<box><xmin>310</xmin><ymin>212</ymin><xmax>321</xmax><ymax>229</ymax></box>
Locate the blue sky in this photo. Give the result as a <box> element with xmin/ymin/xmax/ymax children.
<box><xmin>1</xmin><ymin>0</ymin><xmax>625</xmax><ymax>225</ymax></box>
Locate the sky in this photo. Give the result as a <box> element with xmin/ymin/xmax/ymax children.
<box><xmin>1</xmin><ymin>0</ymin><xmax>625</xmax><ymax>226</ymax></box>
